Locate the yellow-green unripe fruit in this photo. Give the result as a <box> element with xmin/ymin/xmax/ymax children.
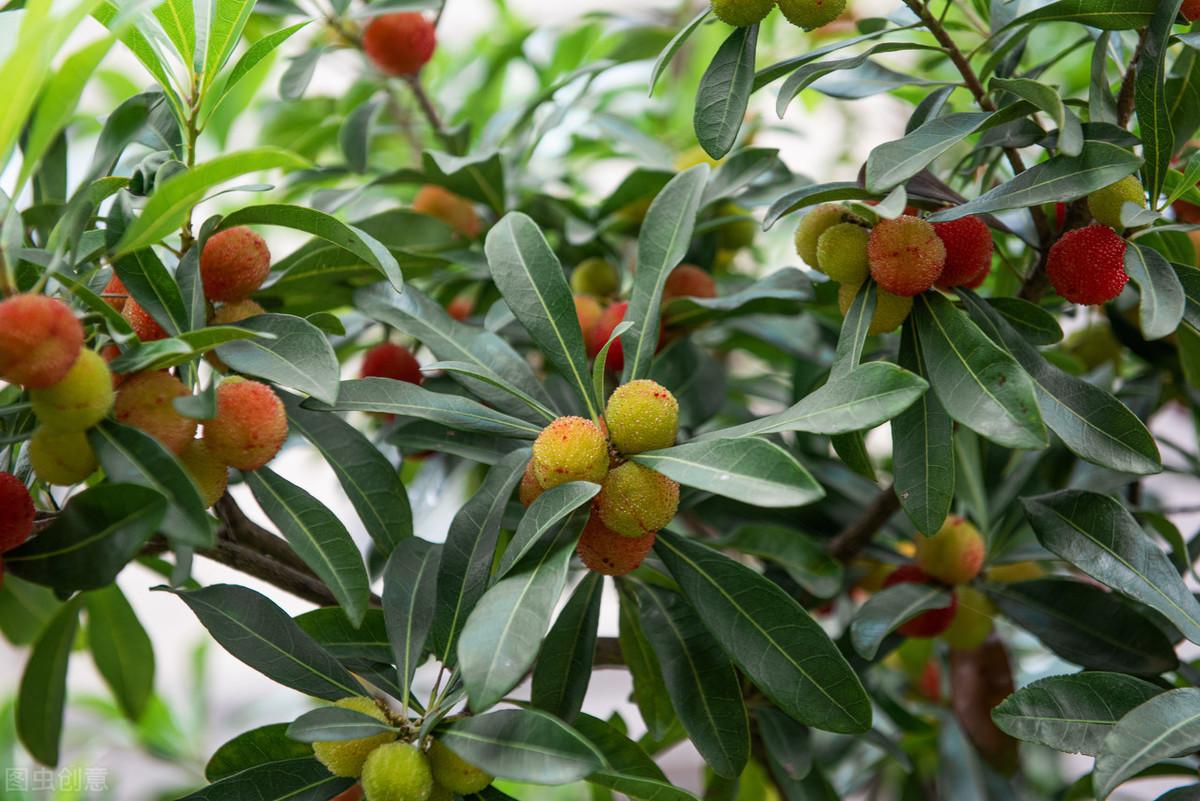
<box><xmin>716</xmin><ymin>203</ymin><xmax>757</xmax><ymax>250</ymax></box>
<box><xmin>711</xmin><ymin>0</ymin><xmax>774</xmax><ymax>26</ymax></box>
<box><xmin>428</xmin><ymin>741</ymin><xmax>492</xmax><ymax>794</ymax></box>
<box><xmin>313</xmin><ymin>697</ymin><xmax>397</xmax><ymax>778</ymax></box>
<box><xmin>28</xmin><ymin>428</ymin><xmax>97</xmax><ymax>485</ymax></box>
<box><xmin>942</xmin><ymin>586</ymin><xmax>994</xmax><ymax>650</ymax></box>
<box><xmin>777</xmin><ymin>0</ymin><xmax>846</xmax><ymax>29</ymax></box>
<box><xmin>29</xmin><ymin>349</ymin><xmax>114</xmax><ymax>432</ymax></box>
<box><xmin>795</xmin><ymin>204</ymin><xmax>852</xmax><ymax>270</ymax></box>
<box><xmin>596</xmin><ymin>462</ymin><xmax>680</xmax><ymax>538</ymax></box>
<box><xmin>570</xmin><ymin>258</ymin><xmax>620</xmax><ymax>297</ymax></box>
<box><xmin>916</xmin><ymin>516</ymin><xmax>985</xmax><ymax>585</ymax></box>
<box><xmin>531</xmin><ymin>416</ymin><xmax>610</xmax><ymax>489</ymax></box>
<box><xmin>361</xmin><ymin>742</ymin><xmax>433</xmax><ymax>801</ymax></box>
<box><xmin>985</xmin><ymin>561</ymin><xmax>1044</xmax><ymax>583</ymax></box>
<box><xmin>1087</xmin><ymin>175</ymin><xmax>1145</xmax><ymax>229</ymax></box>
<box><xmin>605</xmin><ymin>380</ymin><xmax>679</xmax><ymax>454</ymax></box>
<box><xmin>427</xmin><ymin>784</ymin><xmax>453</xmax><ymax>801</ymax></box>
<box><xmin>179</xmin><ymin>439</ymin><xmax>228</xmax><ymax>507</ymax></box>
<box><xmin>816</xmin><ymin>222</ymin><xmax>870</xmax><ymax>284</ymax></box>
<box><xmin>837</xmin><ymin>283</ymin><xmax>913</xmax><ymax>335</ymax></box>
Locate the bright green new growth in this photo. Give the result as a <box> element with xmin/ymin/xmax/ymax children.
<box><xmin>361</xmin><ymin>742</ymin><xmax>434</xmax><ymax>801</ymax></box>
<box><xmin>1087</xmin><ymin>174</ymin><xmax>1145</xmax><ymax>229</ymax></box>
<box><xmin>428</xmin><ymin>741</ymin><xmax>492</xmax><ymax>794</ymax></box>
<box><xmin>777</xmin><ymin>0</ymin><xmax>847</xmax><ymax>29</ymax></box>
<box><xmin>711</xmin><ymin>0</ymin><xmax>775</xmax><ymax>26</ymax></box>
<box><xmin>312</xmin><ymin>697</ymin><xmax>396</xmax><ymax>778</ymax></box>
<box><xmin>817</xmin><ymin>222</ymin><xmax>871</xmax><ymax>284</ymax></box>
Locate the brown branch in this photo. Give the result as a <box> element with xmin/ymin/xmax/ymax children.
<box><xmin>1116</xmin><ymin>28</ymin><xmax>1149</xmax><ymax>129</ymax></box>
<box><xmin>403</xmin><ymin>74</ymin><xmax>454</xmax><ymax>150</ymax></box>
<box><xmin>827</xmin><ymin>485</ymin><xmax>901</xmax><ymax>562</ymax></box>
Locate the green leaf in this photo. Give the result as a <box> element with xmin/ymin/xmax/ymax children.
<box><xmin>1000</xmin><ymin>0</ymin><xmax>1156</xmax><ymax>31</ymax></box>
<box><xmin>294</xmin><ymin>608</ymin><xmax>391</xmax><ymax>664</ymax></box>
<box><xmin>109</xmin><ymin>327</ymin><xmax>272</xmax><ymax>373</ymax></box>
<box><xmin>115</xmin><ymin>148</ymin><xmax>309</xmax><ymax>254</ymax></box>
<box><xmin>694</xmin><ymin>25</ymin><xmax>757</xmax><ymax>160</ymax></box>
<box><xmin>497</xmin><ymin>482</ymin><xmax>600</xmax><ymax>576</ymax></box>
<box><xmin>849</xmin><ymin>582</ymin><xmax>954</xmax><ymax>659</ymax></box>
<box><xmin>617</xmin><ymin>585</ymin><xmax>675</xmax><ymax>740</ymax></box>
<box><xmin>661</xmin><ymin>268</ymin><xmax>810</xmax><ymax>328</ymax></box>
<box><xmin>1094</xmin><ymin>688</ymin><xmax>1200</xmax><ymax>800</ymax></box>
<box><xmin>5</xmin><ymin>483</ymin><xmax>167</xmax><ymax>591</ymax></box>
<box><xmin>92</xmin><ymin>2</ymin><xmax>185</xmax><ymax>121</ymax></box>
<box><xmin>913</xmin><ymin>293</ymin><xmax>1047</xmax><ymax>449</ymax></box>
<box><xmin>655</xmin><ymin>530</ymin><xmax>872</xmax><ymax>734</ymax></box>
<box><xmin>182</xmin><ymin>756</ymin><xmax>353</xmax><ymax>800</ymax></box>
<box><xmin>422</xmin><ymin>150</ymin><xmax>506</xmax><ymax>214</ymax></box>
<box><xmin>428</xmin><ymin>361</ymin><xmax>556</xmax><ymax>422</ymax></box>
<box><xmin>865</xmin><ymin>111</ymin><xmax>993</xmax><ymax>194</ymax></box>
<box><xmin>623</xmin><ymin>165</ymin><xmax>710</xmax><ymax>381</ymax></box>
<box><xmin>649</xmin><ymin>8</ymin><xmax>708</xmax><ymax>96</ymax></box>
<box><xmin>202</xmin><ymin>0</ymin><xmax>257</xmax><ymax>86</ymax></box>
<box><xmin>531</xmin><ymin>572</ymin><xmax>603</xmax><ymax>723</ymax></box>
<box><xmin>114</xmin><ymin>247</ymin><xmax>191</xmax><ymax>337</ymax></box>
<box><xmin>439</xmin><ymin>708</ymin><xmax>604</xmax><ymax>784</ymax></box>
<box><xmin>16</xmin><ymin>596</ymin><xmax>82</xmax><ymax>767</ymax></box>
<box><xmin>0</xmin><ymin>575</ymin><xmax>61</xmax><ymax>646</ymax></box>
<box><xmin>574</xmin><ymin>714</ymin><xmax>699</xmax><ymax>801</ymax></box>
<box><xmin>635</xmin><ymin>583</ymin><xmax>749</xmax><ymax>779</ymax></box>
<box><xmin>85</xmin><ymin>584</ymin><xmax>154</xmax><ymax>720</ymax></box>
<box><xmin>716</xmin><ymin>524</ymin><xmax>843</xmax><ymax>598</ymax></box>
<box><xmin>214</xmin><ymin>313</ymin><xmax>340</xmax><ymax>405</ymax></box>
<box><xmin>208</xmin><ymin>22</ymin><xmax>310</xmax><ymax>118</ymax></box>
<box><xmin>764</xmin><ymin>181</ymin><xmax>873</xmax><ymax>230</ymax></box>
<box><xmin>1022</xmin><ymin>490</ymin><xmax>1200</xmax><ymax>645</ymax></box>
<box><xmin>383</xmin><ymin>537</ymin><xmax>439</xmax><ymax>707</ymax></box>
<box><xmin>775</xmin><ymin>43</ymin><xmax>943</xmax><ymax>117</ymax></box>
<box><xmin>632</xmin><ymin>437</ymin><xmax>823</xmax><ymax>508</ymax></box>
<box><xmin>991</xmin><ymin>79</ymin><xmax>1081</xmax><ymax>155</ymax></box>
<box><xmin>991</xmin><ymin>672</ymin><xmax>1164</xmax><ymax>756</ymax></box>
<box><xmin>756</xmin><ymin>708</ymin><xmax>812</xmax><ymax>783</ymax></box>
<box><xmin>154</xmin><ymin>0</ymin><xmax>195</xmax><ymax>67</ymax></box>
<box><xmin>244</xmin><ymin>467</ymin><xmax>371</xmax><ymax>628</ymax></box>
<box><xmin>484</xmin><ymin>213</ymin><xmax>599</xmax><ymax>418</ymax></box>
<box><xmin>1134</xmin><ymin>0</ymin><xmax>1183</xmax><ymax>204</ymax></box>
<box><xmin>159</xmin><ymin>584</ymin><xmax>366</xmax><ymax>700</ymax></box>
<box><xmin>205</xmin><ymin>724</ymin><xmax>314</xmax><ymax>781</ymax></box>
<box><xmin>1124</xmin><ymin>243</ymin><xmax>1185</xmax><ymax>340</ymax></box>
<box><xmin>986</xmin><ymin>297</ymin><xmax>1064</xmax><ymax>345</ymax></box>
<box><xmin>286</xmin><ymin>706</ymin><xmax>397</xmax><ymax>742</ymax></box>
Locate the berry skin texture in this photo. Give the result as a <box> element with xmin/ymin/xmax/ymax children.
<box><xmin>200</xmin><ymin>227</ymin><xmax>271</xmax><ymax>303</ymax></box>
<box><xmin>868</xmin><ymin>215</ymin><xmax>948</xmax><ymax>297</ymax></box>
<box><xmin>662</xmin><ymin>264</ymin><xmax>717</xmax><ymax>302</ymax></box>
<box><xmin>816</xmin><ymin>223</ymin><xmax>870</xmax><ymax>284</ymax></box>
<box><xmin>413</xmin><ymin>186</ymin><xmax>480</xmax><ymax>238</ymax></box>
<box><xmin>1046</xmin><ymin>224</ymin><xmax>1129</xmax><ymax>305</ymax></box>
<box><xmin>114</xmin><ymin>371</ymin><xmax>198</xmax><ymax>454</ymax></box>
<box><xmin>1186</xmin><ymin>0</ymin><xmax>1200</xmax><ymax>21</ymax></box>
<box><xmin>29</xmin><ymin>428</ymin><xmax>98</xmax><ymax>486</ymax></box>
<box><xmin>711</xmin><ymin>0</ymin><xmax>774</xmax><ymax>27</ymax></box>
<box><xmin>916</xmin><ymin>515</ymin><xmax>985</xmax><ymax>585</ymax></box>
<box><xmin>313</xmin><ymin>697</ymin><xmax>397</xmax><ymax>778</ymax></box>
<box><xmin>427</xmin><ymin>741</ymin><xmax>491</xmax><ymax>794</ymax></box>
<box><xmin>361</xmin><ymin>742</ymin><xmax>433</xmax><ymax>801</ymax></box>
<box><xmin>596</xmin><ymin>462</ymin><xmax>680</xmax><ymax>538</ymax></box>
<box><xmin>518</xmin><ymin>460</ymin><xmax>544</xmax><ymax>507</ymax></box>
<box><xmin>795</xmin><ymin>204</ymin><xmax>852</xmax><ymax>270</ymax></box>
<box><xmin>203</xmin><ymin>379</ymin><xmax>288</xmax><ymax>471</ymax></box>
<box><xmin>102</xmin><ymin>274</ymin><xmax>128</xmax><ymax>312</ymax></box>
<box><xmin>588</xmin><ymin>301</ymin><xmax>628</xmax><ymax>372</ymax></box>
<box><xmin>575</xmin><ymin>296</ymin><xmax>603</xmax><ymax>342</ymax></box>
<box><xmin>122</xmin><ymin>299</ymin><xmax>168</xmax><ymax>342</ymax></box>
<box><xmin>1087</xmin><ymin>175</ymin><xmax>1146</xmax><ymax>230</ymax></box>
<box><xmin>361</xmin><ymin>343</ymin><xmax>423</xmax><ymax>385</ymax></box>
<box><xmin>837</xmin><ymin>283</ymin><xmax>913</xmax><ymax>335</ymax></box>
<box><xmin>0</xmin><ymin>472</ymin><xmax>34</xmax><ymax>552</ymax></box>
<box><xmin>605</xmin><ymin>380</ymin><xmax>679</xmax><ymax>454</ymax></box>
<box><xmin>363</xmin><ymin>13</ymin><xmax>437</xmax><ymax>77</ymax></box>
<box><xmin>941</xmin><ymin>586</ymin><xmax>994</xmax><ymax>650</ymax></box>
<box><xmin>577</xmin><ymin>513</ymin><xmax>656</xmax><ymax>576</ymax></box>
<box><xmin>571</xmin><ymin>258</ymin><xmax>621</xmax><ymax>297</ymax></box>
<box><xmin>883</xmin><ymin>565</ymin><xmax>958</xmax><ymax>637</ymax></box>
<box><xmin>531</xmin><ymin>417</ymin><xmax>609</xmax><ymax>489</ymax></box>
<box><xmin>777</xmin><ymin>0</ymin><xmax>847</xmax><ymax>30</ymax></box>
<box><xmin>0</xmin><ymin>295</ymin><xmax>84</xmax><ymax>389</ymax></box>
<box><xmin>30</xmin><ymin>349</ymin><xmax>114</xmax><ymax>432</ymax></box>
<box><xmin>933</xmin><ymin>216</ymin><xmax>994</xmax><ymax>288</ymax></box>
<box><xmin>179</xmin><ymin>439</ymin><xmax>228</xmax><ymax>507</ymax></box>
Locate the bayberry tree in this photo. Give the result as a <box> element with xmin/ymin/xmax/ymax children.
<box><xmin>2</xmin><ymin>0</ymin><xmax>1200</xmax><ymax>799</ymax></box>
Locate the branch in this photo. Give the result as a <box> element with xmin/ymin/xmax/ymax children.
<box><xmin>827</xmin><ymin>485</ymin><xmax>901</xmax><ymax>562</ymax></box>
<box><xmin>1116</xmin><ymin>28</ymin><xmax>1149</xmax><ymax>129</ymax></box>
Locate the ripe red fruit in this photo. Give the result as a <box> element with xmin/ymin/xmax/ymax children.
<box><xmin>363</xmin><ymin>13</ymin><xmax>437</xmax><ymax>76</ymax></box>
<box><xmin>1046</xmin><ymin>224</ymin><xmax>1129</xmax><ymax>305</ymax></box>
<box><xmin>0</xmin><ymin>295</ymin><xmax>84</xmax><ymax>388</ymax></box>
<box><xmin>414</xmin><ymin>186</ymin><xmax>480</xmax><ymax>238</ymax></box>
<box><xmin>883</xmin><ymin>565</ymin><xmax>958</xmax><ymax>637</ymax></box>
<box><xmin>662</xmin><ymin>264</ymin><xmax>717</xmax><ymax>302</ymax></box>
<box><xmin>203</xmin><ymin>379</ymin><xmax>288</xmax><ymax>471</ymax></box>
<box><xmin>576</xmin><ymin>513</ymin><xmax>656</xmax><ymax>576</ymax></box>
<box><xmin>102</xmin><ymin>274</ymin><xmax>129</xmax><ymax>312</ymax></box>
<box><xmin>933</xmin><ymin>216</ymin><xmax>994</xmax><ymax>288</ymax></box>
<box><xmin>1185</xmin><ymin>0</ymin><xmax>1200</xmax><ymax>22</ymax></box>
<box><xmin>360</xmin><ymin>343</ymin><xmax>423</xmax><ymax>385</ymax></box>
<box><xmin>574</xmin><ymin>296</ymin><xmax>603</xmax><ymax>340</ymax></box>
<box><xmin>201</xmin><ymin>227</ymin><xmax>271</xmax><ymax>303</ymax></box>
<box><xmin>114</xmin><ymin>371</ymin><xmax>198</xmax><ymax>454</ymax></box>
<box><xmin>868</xmin><ymin>215</ymin><xmax>947</xmax><ymax>297</ymax></box>
<box><xmin>588</xmin><ymin>301</ymin><xmax>628</xmax><ymax>371</ymax></box>
<box><xmin>447</xmin><ymin>295</ymin><xmax>474</xmax><ymax>321</ymax></box>
<box><xmin>0</xmin><ymin>472</ymin><xmax>35</xmax><ymax>552</ymax></box>
<box><xmin>122</xmin><ymin>299</ymin><xmax>168</xmax><ymax>341</ymax></box>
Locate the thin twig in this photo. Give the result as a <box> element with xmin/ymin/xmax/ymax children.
<box><xmin>827</xmin><ymin>486</ymin><xmax>902</xmax><ymax>562</ymax></box>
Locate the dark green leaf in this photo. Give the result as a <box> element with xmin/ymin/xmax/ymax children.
<box><xmin>1000</xmin><ymin>0</ymin><xmax>1156</xmax><ymax>32</ymax></box>
<box><xmin>16</xmin><ymin>596</ymin><xmax>82</xmax><ymax>766</ymax></box>
<box><xmin>532</xmin><ymin>572</ymin><xmax>603</xmax><ymax>723</ymax></box>
<box><xmin>383</xmin><ymin>537</ymin><xmax>439</xmax><ymax>707</ymax></box>
<box><xmin>1124</xmin><ymin>243</ymin><xmax>1185</xmax><ymax>341</ymax></box>
<box><xmin>214</xmin><ymin>313</ymin><xmax>340</xmax><ymax>405</ymax></box>
<box><xmin>206</xmin><ymin>723</ymin><xmax>314</xmax><ymax>781</ymax></box>
<box><xmin>294</xmin><ymin>608</ymin><xmax>391</xmax><ymax>664</ymax></box>
<box><xmin>849</xmin><ymin>582</ymin><xmax>954</xmax><ymax>659</ymax></box>
<box><xmin>694</xmin><ymin>25</ymin><xmax>757</xmax><ymax>160</ymax></box>
<box><xmin>286</xmin><ymin>706</ymin><xmax>397</xmax><ymax>742</ymax></box>
<box><xmin>1095</xmin><ymin>688</ymin><xmax>1200</xmax><ymax>800</ymax></box>
<box><xmin>439</xmin><ymin>708</ymin><xmax>604</xmax><ymax>784</ymax></box>
<box><xmin>716</xmin><ymin>524</ymin><xmax>843</xmax><ymax>599</ymax></box>
<box><xmin>497</xmin><ymin>482</ymin><xmax>600</xmax><ymax>576</ymax></box>
<box><xmin>182</xmin><ymin>756</ymin><xmax>353</xmax><ymax>800</ymax></box>
<box><xmin>1134</xmin><ymin>0</ymin><xmax>1182</xmax><ymax>203</ymax></box>
<box><xmin>85</xmin><ymin>584</ymin><xmax>154</xmax><ymax>720</ymax></box>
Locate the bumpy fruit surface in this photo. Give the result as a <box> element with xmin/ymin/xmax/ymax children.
<box><xmin>361</xmin><ymin>742</ymin><xmax>433</xmax><ymax>801</ymax></box>
<box><xmin>363</xmin><ymin>13</ymin><xmax>436</xmax><ymax>76</ymax></box>
<box><xmin>596</xmin><ymin>462</ymin><xmax>679</xmax><ymax>538</ymax></box>
<box><xmin>361</xmin><ymin>343</ymin><xmax>423</xmax><ymax>385</ymax></box>
<box><xmin>1186</xmin><ymin>0</ymin><xmax>1200</xmax><ymax>20</ymax></box>
<box><xmin>0</xmin><ymin>472</ymin><xmax>34</xmax><ymax>552</ymax></box>
<box><xmin>916</xmin><ymin>515</ymin><xmax>985</xmax><ymax>585</ymax></box>
<box><xmin>777</xmin><ymin>0</ymin><xmax>846</xmax><ymax>29</ymax></box>
<box><xmin>518</xmin><ymin>460</ymin><xmax>544</xmax><ymax>507</ymax></box>
<box><xmin>531</xmin><ymin>416</ymin><xmax>609</xmax><ymax>489</ymax></box>
<box><xmin>0</xmin><ymin>295</ymin><xmax>83</xmax><ymax>389</ymax></box>
<box><xmin>837</xmin><ymin>282</ymin><xmax>913</xmax><ymax>335</ymax></box>
<box><xmin>413</xmin><ymin>186</ymin><xmax>479</xmax><ymax>238</ymax></box>
<box><xmin>933</xmin><ymin>216</ymin><xmax>993</xmax><ymax>288</ymax></box>
<box><xmin>179</xmin><ymin>439</ymin><xmax>228</xmax><ymax>507</ymax></box>
<box><xmin>883</xmin><ymin>565</ymin><xmax>958</xmax><ymax>637</ymax></box>
<box><xmin>868</xmin><ymin>215</ymin><xmax>947</xmax><ymax>296</ymax></box>
<box><xmin>588</xmin><ymin>301</ymin><xmax>628</xmax><ymax>371</ymax></box>
<box><xmin>571</xmin><ymin>258</ymin><xmax>620</xmax><ymax>297</ymax></box>
<box><xmin>427</xmin><ymin>741</ymin><xmax>491</xmax><ymax>794</ymax></box>
<box><xmin>795</xmin><ymin>204</ymin><xmax>851</xmax><ymax>269</ymax></box>
<box><xmin>577</xmin><ymin>514</ymin><xmax>656</xmax><ymax>575</ymax></box>
<box><xmin>574</xmin><ymin>296</ymin><xmax>603</xmax><ymax>340</ymax></box>
<box><xmin>102</xmin><ymin>274</ymin><xmax>128</xmax><ymax>312</ymax></box>
<box><xmin>122</xmin><ymin>299</ymin><xmax>167</xmax><ymax>341</ymax></box>
<box><xmin>816</xmin><ymin>222</ymin><xmax>870</xmax><ymax>284</ymax></box>
<box><xmin>1087</xmin><ymin>175</ymin><xmax>1145</xmax><ymax>230</ymax></box>
<box><xmin>114</xmin><ymin>371</ymin><xmax>198</xmax><ymax>454</ymax></box>
<box><xmin>314</xmin><ymin>697</ymin><xmax>397</xmax><ymax>778</ymax></box>
<box><xmin>662</xmin><ymin>264</ymin><xmax>717</xmax><ymax>302</ymax></box>
<box><xmin>210</xmin><ymin>299</ymin><xmax>266</xmax><ymax>325</ymax></box>
<box><xmin>710</xmin><ymin>0</ymin><xmax>774</xmax><ymax>26</ymax></box>
<box><xmin>1046</xmin><ymin>224</ymin><xmax>1128</xmax><ymax>305</ymax></box>
<box><xmin>201</xmin><ymin>227</ymin><xmax>271</xmax><ymax>303</ymax></box>
<box><xmin>203</xmin><ymin>378</ymin><xmax>288</xmax><ymax>470</ymax></box>
<box><xmin>985</xmin><ymin>561</ymin><xmax>1043</xmax><ymax>583</ymax></box>
<box><xmin>30</xmin><ymin>350</ymin><xmax>114</xmax><ymax>432</ymax></box>
<box><xmin>605</xmin><ymin>380</ymin><xmax>678</xmax><ymax>454</ymax></box>
<box><xmin>942</xmin><ymin>586</ymin><xmax>994</xmax><ymax>650</ymax></box>
<box><xmin>29</xmin><ymin>428</ymin><xmax>98</xmax><ymax>486</ymax></box>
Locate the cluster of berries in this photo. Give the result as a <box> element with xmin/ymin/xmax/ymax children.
<box><xmin>711</xmin><ymin>0</ymin><xmax>847</xmax><ymax>31</ymax></box>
